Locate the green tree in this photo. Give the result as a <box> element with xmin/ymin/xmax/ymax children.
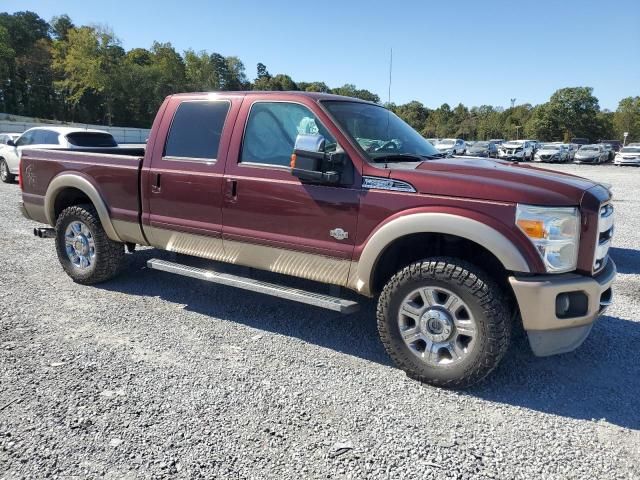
<box><xmin>331</xmin><ymin>84</ymin><xmax>379</xmax><ymax>102</ymax></box>
<box><xmin>547</xmin><ymin>87</ymin><xmax>601</xmax><ymax>141</ymax></box>
<box><xmin>50</xmin><ymin>14</ymin><xmax>74</xmax><ymax>40</ymax></box>
<box><xmin>390</xmin><ymin>101</ymin><xmax>430</xmax><ymax>134</ymax></box>
<box><xmin>614</xmin><ymin>97</ymin><xmax>640</xmax><ymax>142</ymax></box>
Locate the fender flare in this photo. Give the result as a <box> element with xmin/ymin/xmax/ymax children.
<box><xmin>349</xmin><ymin>212</ymin><xmax>531</xmax><ymax>296</ymax></box>
<box><xmin>44</xmin><ymin>173</ymin><xmax>122</xmax><ymax>242</ymax></box>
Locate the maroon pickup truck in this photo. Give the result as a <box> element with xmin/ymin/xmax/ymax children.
<box><xmin>19</xmin><ymin>92</ymin><xmax>616</xmax><ymax>388</ymax></box>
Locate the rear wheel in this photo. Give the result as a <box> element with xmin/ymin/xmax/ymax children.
<box><xmin>0</xmin><ymin>159</ymin><xmax>14</xmax><ymax>183</ymax></box>
<box><xmin>55</xmin><ymin>204</ymin><xmax>125</xmax><ymax>284</ymax></box>
<box><xmin>377</xmin><ymin>257</ymin><xmax>511</xmax><ymax>389</ymax></box>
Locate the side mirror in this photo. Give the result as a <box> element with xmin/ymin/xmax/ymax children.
<box><xmin>6</xmin><ymin>140</ymin><xmax>15</xmax><ymax>147</ymax></box>
<box><xmin>290</xmin><ymin>134</ymin><xmax>346</xmax><ymax>184</ymax></box>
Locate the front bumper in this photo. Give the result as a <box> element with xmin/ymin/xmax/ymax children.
<box><xmin>615</xmin><ymin>159</ymin><xmax>640</xmax><ymax>166</ymax></box>
<box><xmin>509</xmin><ymin>259</ymin><xmax>616</xmax><ymax>356</ymax></box>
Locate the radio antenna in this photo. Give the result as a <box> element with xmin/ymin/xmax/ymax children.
<box><xmin>388</xmin><ymin>47</ymin><xmax>393</xmax><ymax>105</ymax></box>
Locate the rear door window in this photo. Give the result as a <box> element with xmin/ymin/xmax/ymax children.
<box><xmin>164</xmin><ymin>101</ymin><xmax>231</xmax><ymax>161</ymax></box>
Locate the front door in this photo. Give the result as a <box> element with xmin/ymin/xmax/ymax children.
<box><xmin>222</xmin><ymin>99</ymin><xmax>361</xmax><ymax>286</ymax></box>
<box><xmin>144</xmin><ymin>96</ymin><xmax>241</xmax><ymax>256</ymax></box>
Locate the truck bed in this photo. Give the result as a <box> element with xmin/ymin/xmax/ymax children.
<box><xmin>20</xmin><ymin>148</ymin><xmax>144</xmax><ymax>237</ymax></box>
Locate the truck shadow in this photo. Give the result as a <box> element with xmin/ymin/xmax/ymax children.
<box><xmin>100</xmin><ymin>248</ymin><xmax>640</xmax><ymax>431</ymax></box>
<box><xmin>610</xmin><ymin>246</ymin><xmax>640</xmax><ymax>274</ymax></box>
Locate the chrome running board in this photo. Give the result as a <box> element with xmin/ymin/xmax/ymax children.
<box><xmin>147</xmin><ymin>258</ymin><xmax>359</xmax><ymax>314</ymax></box>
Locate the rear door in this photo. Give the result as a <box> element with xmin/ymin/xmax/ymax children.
<box><xmin>221</xmin><ymin>98</ymin><xmax>361</xmax><ymax>286</ymax></box>
<box><xmin>143</xmin><ymin>96</ymin><xmax>241</xmax><ymax>253</ymax></box>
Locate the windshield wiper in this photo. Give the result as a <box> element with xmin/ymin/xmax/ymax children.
<box><xmin>371</xmin><ymin>153</ymin><xmax>428</xmax><ymax>163</ymax></box>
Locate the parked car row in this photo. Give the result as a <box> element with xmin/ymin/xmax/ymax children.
<box><xmin>425</xmin><ymin>136</ymin><xmax>635</xmax><ymax>165</ymax></box>
<box><xmin>0</xmin><ymin>127</ymin><xmax>122</xmax><ymax>183</ymax></box>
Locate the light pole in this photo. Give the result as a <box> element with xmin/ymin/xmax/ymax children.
<box><xmin>515</xmin><ymin>125</ymin><xmax>521</xmax><ymax>140</ymax></box>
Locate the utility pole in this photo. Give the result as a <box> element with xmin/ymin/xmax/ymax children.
<box><xmin>510</xmin><ymin>98</ymin><xmax>516</xmax><ymax>109</ymax></box>
<box><xmin>515</xmin><ymin>125</ymin><xmax>521</xmax><ymax>140</ymax></box>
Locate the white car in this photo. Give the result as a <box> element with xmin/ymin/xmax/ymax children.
<box><xmin>0</xmin><ymin>127</ymin><xmax>118</xmax><ymax>183</ymax></box>
<box><xmin>0</xmin><ymin>133</ymin><xmax>21</xmax><ymax>145</ymax></box>
<box><xmin>434</xmin><ymin>138</ymin><xmax>466</xmax><ymax>156</ymax></box>
<box><xmin>498</xmin><ymin>140</ymin><xmax>534</xmax><ymax>161</ymax></box>
<box><xmin>614</xmin><ymin>145</ymin><xmax>640</xmax><ymax>166</ymax></box>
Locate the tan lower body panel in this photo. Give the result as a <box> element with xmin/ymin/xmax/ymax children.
<box><xmin>112</xmin><ymin>220</ymin><xmax>149</xmax><ymax>246</ymax></box>
<box><xmin>22</xmin><ymin>200</ymin><xmax>48</xmax><ymax>225</ymax></box>
<box><xmin>145</xmin><ymin>226</ymin><xmax>353</xmax><ymax>287</ymax></box>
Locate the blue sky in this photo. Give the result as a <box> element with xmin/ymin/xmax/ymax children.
<box><xmin>5</xmin><ymin>0</ymin><xmax>640</xmax><ymax>110</ymax></box>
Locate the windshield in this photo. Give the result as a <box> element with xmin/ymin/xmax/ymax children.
<box><xmin>541</xmin><ymin>144</ymin><xmax>560</xmax><ymax>150</ymax></box>
<box><xmin>473</xmin><ymin>142</ymin><xmax>489</xmax><ymax>148</ymax></box>
<box><xmin>322</xmin><ymin>101</ymin><xmax>440</xmax><ymax>160</ymax></box>
<box><xmin>438</xmin><ymin>139</ymin><xmax>455</xmax><ymax>145</ymax></box>
<box><xmin>580</xmin><ymin>146</ymin><xmax>598</xmax><ymax>152</ymax></box>
<box><xmin>621</xmin><ymin>147</ymin><xmax>640</xmax><ymax>153</ymax></box>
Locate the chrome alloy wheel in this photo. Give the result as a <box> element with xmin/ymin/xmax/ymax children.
<box><xmin>398</xmin><ymin>286</ymin><xmax>477</xmax><ymax>366</ymax></box>
<box><xmin>64</xmin><ymin>221</ymin><xmax>95</xmax><ymax>270</ymax></box>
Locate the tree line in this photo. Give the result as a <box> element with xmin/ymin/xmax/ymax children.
<box><xmin>1</xmin><ymin>11</ymin><xmax>638</xmax><ymax>142</ymax></box>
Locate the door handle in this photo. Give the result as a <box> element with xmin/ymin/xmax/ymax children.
<box><xmin>151</xmin><ymin>173</ymin><xmax>161</xmax><ymax>193</ymax></box>
<box><xmin>226</xmin><ymin>178</ymin><xmax>238</xmax><ymax>202</ymax></box>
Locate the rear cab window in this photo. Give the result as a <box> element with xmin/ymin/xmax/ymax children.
<box><xmin>67</xmin><ymin>132</ymin><xmax>117</xmax><ymax>147</ymax></box>
<box><xmin>164</xmin><ymin>100</ymin><xmax>231</xmax><ymax>161</ymax></box>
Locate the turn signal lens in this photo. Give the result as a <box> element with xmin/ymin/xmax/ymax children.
<box><xmin>516</xmin><ymin>219</ymin><xmax>545</xmax><ymax>239</ymax></box>
<box><xmin>290</xmin><ymin>153</ymin><xmax>297</xmax><ymax>169</ymax></box>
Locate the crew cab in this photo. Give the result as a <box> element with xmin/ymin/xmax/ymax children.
<box><xmin>0</xmin><ymin>126</ymin><xmax>118</xmax><ymax>183</ymax></box>
<box><xmin>19</xmin><ymin>92</ymin><xmax>616</xmax><ymax>388</ymax></box>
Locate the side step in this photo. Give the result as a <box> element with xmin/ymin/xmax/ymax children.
<box><xmin>146</xmin><ymin>258</ymin><xmax>360</xmax><ymax>314</ymax></box>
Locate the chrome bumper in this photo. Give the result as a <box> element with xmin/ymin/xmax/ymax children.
<box><xmin>509</xmin><ymin>259</ymin><xmax>616</xmax><ymax>356</ymax></box>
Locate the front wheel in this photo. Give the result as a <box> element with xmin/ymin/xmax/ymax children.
<box><xmin>377</xmin><ymin>257</ymin><xmax>511</xmax><ymax>389</ymax></box>
<box><xmin>55</xmin><ymin>204</ymin><xmax>125</xmax><ymax>284</ymax></box>
<box><xmin>0</xmin><ymin>159</ymin><xmax>15</xmax><ymax>183</ymax></box>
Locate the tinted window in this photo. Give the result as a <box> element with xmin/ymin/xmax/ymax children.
<box><xmin>16</xmin><ymin>131</ymin><xmax>35</xmax><ymax>147</ymax></box>
<box><xmin>241</xmin><ymin>102</ymin><xmax>336</xmax><ymax>167</ymax></box>
<box><xmin>164</xmin><ymin>101</ymin><xmax>230</xmax><ymax>160</ymax></box>
<box><xmin>67</xmin><ymin>132</ymin><xmax>117</xmax><ymax>147</ymax></box>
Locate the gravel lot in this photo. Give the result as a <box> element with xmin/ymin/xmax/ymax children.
<box><xmin>1</xmin><ymin>163</ymin><xmax>639</xmax><ymax>479</ymax></box>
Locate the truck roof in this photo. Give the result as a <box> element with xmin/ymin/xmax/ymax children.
<box><xmin>168</xmin><ymin>91</ymin><xmax>377</xmax><ymax>104</ymax></box>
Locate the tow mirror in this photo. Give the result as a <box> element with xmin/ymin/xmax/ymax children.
<box><xmin>290</xmin><ymin>134</ymin><xmax>346</xmax><ymax>184</ymax></box>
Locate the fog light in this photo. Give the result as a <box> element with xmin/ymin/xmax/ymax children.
<box><xmin>555</xmin><ymin>291</ymin><xmax>589</xmax><ymax>319</ymax></box>
<box><xmin>556</xmin><ymin>293</ymin><xmax>570</xmax><ymax>316</ymax></box>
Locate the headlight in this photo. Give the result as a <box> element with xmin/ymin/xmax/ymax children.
<box><xmin>516</xmin><ymin>204</ymin><xmax>580</xmax><ymax>273</ymax></box>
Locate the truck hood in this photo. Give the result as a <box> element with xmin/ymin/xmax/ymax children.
<box><xmin>381</xmin><ymin>158</ymin><xmax>598</xmax><ymax>206</ymax></box>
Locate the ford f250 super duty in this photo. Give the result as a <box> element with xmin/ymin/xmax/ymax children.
<box><xmin>19</xmin><ymin>92</ymin><xmax>616</xmax><ymax>388</ymax></box>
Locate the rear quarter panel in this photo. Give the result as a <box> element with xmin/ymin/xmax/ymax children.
<box><xmin>21</xmin><ymin>149</ymin><xmax>142</xmax><ymax>227</ymax></box>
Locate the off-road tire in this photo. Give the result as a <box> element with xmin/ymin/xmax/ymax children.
<box><xmin>0</xmin><ymin>159</ymin><xmax>15</xmax><ymax>183</ymax></box>
<box><xmin>55</xmin><ymin>204</ymin><xmax>125</xmax><ymax>284</ymax></box>
<box><xmin>377</xmin><ymin>257</ymin><xmax>511</xmax><ymax>389</ymax></box>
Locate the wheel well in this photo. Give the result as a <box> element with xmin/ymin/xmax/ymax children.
<box><xmin>53</xmin><ymin>187</ymin><xmax>92</xmax><ymax>220</ymax></box>
<box><xmin>371</xmin><ymin>233</ymin><xmax>514</xmax><ymax>299</ymax></box>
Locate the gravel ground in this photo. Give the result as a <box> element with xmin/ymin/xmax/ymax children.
<box><xmin>1</xmin><ymin>163</ymin><xmax>639</xmax><ymax>479</ymax></box>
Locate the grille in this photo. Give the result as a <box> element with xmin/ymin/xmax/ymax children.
<box><xmin>594</xmin><ymin>203</ymin><xmax>614</xmax><ymax>271</ymax></box>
